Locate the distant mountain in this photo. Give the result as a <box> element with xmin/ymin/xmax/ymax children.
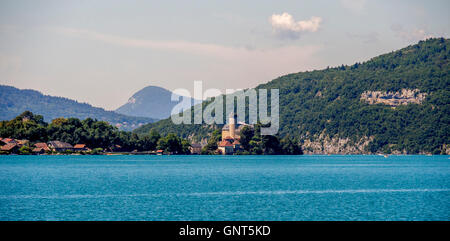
<box><xmin>115</xmin><ymin>85</ymin><xmax>200</xmax><ymax>119</ymax></box>
<box><xmin>0</xmin><ymin>85</ymin><xmax>156</xmax><ymax>131</ymax></box>
<box><xmin>134</xmin><ymin>38</ymin><xmax>450</xmax><ymax>154</ymax></box>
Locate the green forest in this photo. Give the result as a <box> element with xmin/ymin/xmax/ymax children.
<box><xmin>0</xmin><ymin>85</ymin><xmax>156</xmax><ymax>131</ymax></box>
<box><xmin>0</xmin><ymin>111</ymin><xmax>302</xmax><ymax>155</ymax></box>
<box><xmin>0</xmin><ymin>111</ymin><xmax>190</xmax><ymax>154</ymax></box>
<box><xmin>135</xmin><ymin>38</ymin><xmax>450</xmax><ymax>154</ymax></box>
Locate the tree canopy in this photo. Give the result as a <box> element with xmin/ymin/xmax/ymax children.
<box><xmin>134</xmin><ymin>38</ymin><xmax>450</xmax><ymax>154</ymax></box>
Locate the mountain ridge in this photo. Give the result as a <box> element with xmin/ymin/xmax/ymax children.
<box><xmin>134</xmin><ymin>38</ymin><xmax>450</xmax><ymax>154</ymax></box>
<box><xmin>0</xmin><ymin>85</ymin><xmax>156</xmax><ymax>131</ymax></box>
<box><xmin>115</xmin><ymin>85</ymin><xmax>200</xmax><ymax>119</ymax></box>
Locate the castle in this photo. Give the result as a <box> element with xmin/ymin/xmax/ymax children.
<box><xmin>217</xmin><ymin>113</ymin><xmax>252</xmax><ymax>154</ymax></box>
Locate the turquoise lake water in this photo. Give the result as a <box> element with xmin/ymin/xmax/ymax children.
<box><xmin>0</xmin><ymin>155</ymin><xmax>448</xmax><ymax>220</ymax></box>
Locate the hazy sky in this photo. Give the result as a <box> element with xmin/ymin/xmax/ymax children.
<box><xmin>1</xmin><ymin>0</ymin><xmax>449</xmax><ymax>110</ymax></box>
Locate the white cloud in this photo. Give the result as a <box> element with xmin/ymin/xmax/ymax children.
<box><xmin>269</xmin><ymin>13</ymin><xmax>322</xmax><ymax>39</ymax></box>
<box><xmin>340</xmin><ymin>0</ymin><xmax>367</xmax><ymax>14</ymax></box>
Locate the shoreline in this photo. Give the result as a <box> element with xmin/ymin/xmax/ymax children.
<box><xmin>0</xmin><ymin>153</ymin><xmax>446</xmax><ymax>157</ymax></box>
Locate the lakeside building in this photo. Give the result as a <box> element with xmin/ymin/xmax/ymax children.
<box><xmin>34</xmin><ymin>143</ymin><xmax>51</xmax><ymax>151</ymax></box>
<box><xmin>0</xmin><ymin>143</ymin><xmax>19</xmax><ymax>154</ymax></box>
<box><xmin>0</xmin><ymin>138</ymin><xmax>32</xmax><ymax>154</ymax></box>
<box><xmin>48</xmin><ymin>141</ymin><xmax>74</xmax><ymax>152</ymax></box>
<box><xmin>1</xmin><ymin>138</ymin><xmax>17</xmax><ymax>145</ymax></box>
<box><xmin>218</xmin><ymin>138</ymin><xmax>234</xmax><ymax>155</ymax></box>
<box><xmin>217</xmin><ymin>113</ymin><xmax>252</xmax><ymax>155</ymax></box>
<box><xmin>74</xmin><ymin>144</ymin><xmax>90</xmax><ymax>152</ymax></box>
<box><xmin>189</xmin><ymin>143</ymin><xmax>202</xmax><ymax>154</ymax></box>
<box><xmin>221</xmin><ymin>113</ymin><xmax>248</xmax><ymax>140</ymax></box>
<box><xmin>0</xmin><ymin>139</ymin><xmax>93</xmax><ymax>154</ymax></box>
<box><xmin>32</xmin><ymin>147</ymin><xmax>46</xmax><ymax>154</ymax></box>
<box><xmin>16</xmin><ymin>140</ymin><xmax>29</xmax><ymax>146</ymax></box>
<box><xmin>32</xmin><ymin>142</ymin><xmax>51</xmax><ymax>154</ymax></box>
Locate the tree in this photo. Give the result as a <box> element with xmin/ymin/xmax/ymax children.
<box><xmin>133</xmin><ymin>38</ymin><xmax>450</xmax><ymax>154</ymax></box>
<box><xmin>181</xmin><ymin>140</ymin><xmax>191</xmax><ymax>154</ymax></box>
<box><xmin>262</xmin><ymin>135</ymin><xmax>282</xmax><ymax>154</ymax></box>
<box><xmin>145</xmin><ymin>129</ymin><xmax>161</xmax><ymax>151</ymax></box>
<box><xmin>239</xmin><ymin>126</ymin><xmax>254</xmax><ymax>150</ymax></box>
<box><xmin>201</xmin><ymin>129</ymin><xmax>222</xmax><ymax>154</ymax></box>
<box><xmin>157</xmin><ymin>133</ymin><xmax>182</xmax><ymax>153</ymax></box>
<box><xmin>18</xmin><ymin>145</ymin><xmax>32</xmax><ymax>155</ymax></box>
<box><xmin>90</xmin><ymin>148</ymin><xmax>104</xmax><ymax>155</ymax></box>
<box><xmin>280</xmin><ymin>137</ymin><xmax>303</xmax><ymax>155</ymax></box>
<box><xmin>0</xmin><ymin>112</ymin><xmax>195</xmax><ymax>154</ymax></box>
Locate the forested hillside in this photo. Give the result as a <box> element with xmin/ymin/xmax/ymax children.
<box><xmin>0</xmin><ymin>85</ymin><xmax>156</xmax><ymax>131</ymax></box>
<box><xmin>135</xmin><ymin>38</ymin><xmax>450</xmax><ymax>154</ymax></box>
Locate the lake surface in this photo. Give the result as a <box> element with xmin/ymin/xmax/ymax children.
<box><xmin>0</xmin><ymin>155</ymin><xmax>448</xmax><ymax>221</ymax></box>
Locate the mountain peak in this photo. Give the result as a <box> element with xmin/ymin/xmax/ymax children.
<box><xmin>115</xmin><ymin>85</ymin><xmax>196</xmax><ymax>119</ymax></box>
<box><xmin>0</xmin><ymin>85</ymin><xmax>155</xmax><ymax>131</ymax></box>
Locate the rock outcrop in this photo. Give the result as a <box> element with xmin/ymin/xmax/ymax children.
<box><xmin>302</xmin><ymin>131</ymin><xmax>374</xmax><ymax>154</ymax></box>
<box><xmin>360</xmin><ymin>89</ymin><xmax>427</xmax><ymax>107</ymax></box>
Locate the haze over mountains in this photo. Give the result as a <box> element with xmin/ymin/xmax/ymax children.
<box><xmin>115</xmin><ymin>86</ymin><xmax>199</xmax><ymax>120</ymax></box>
<box><xmin>135</xmin><ymin>38</ymin><xmax>450</xmax><ymax>155</ymax></box>
<box><xmin>0</xmin><ymin>85</ymin><xmax>200</xmax><ymax>130</ymax></box>
<box><xmin>0</xmin><ymin>85</ymin><xmax>156</xmax><ymax>131</ymax></box>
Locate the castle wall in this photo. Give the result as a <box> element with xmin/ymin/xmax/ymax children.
<box><xmin>222</xmin><ymin>130</ymin><xmax>231</xmax><ymax>140</ymax></box>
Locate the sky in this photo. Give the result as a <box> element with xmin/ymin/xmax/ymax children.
<box><xmin>0</xmin><ymin>0</ymin><xmax>449</xmax><ymax>110</ymax></box>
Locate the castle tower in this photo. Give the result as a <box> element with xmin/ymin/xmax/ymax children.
<box><xmin>229</xmin><ymin>112</ymin><xmax>236</xmax><ymax>139</ymax></box>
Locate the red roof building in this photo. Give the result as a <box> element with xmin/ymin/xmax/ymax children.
<box><xmin>48</xmin><ymin>141</ymin><xmax>74</xmax><ymax>152</ymax></box>
<box><xmin>32</xmin><ymin>147</ymin><xmax>46</xmax><ymax>154</ymax></box>
<box><xmin>218</xmin><ymin>140</ymin><xmax>234</xmax><ymax>155</ymax></box>
<box><xmin>2</xmin><ymin>138</ymin><xmax>16</xmax><ymax>144</ymax></box>
<box><xmin>189</xmin><ymin>144</ymin><xmax>202</xmax><ymax>154</ymax></box>
<box><xmin>73</xmin><ymin>144</ymin><xmax>90</xmax><ymax>151</ymax></box>
<box><xmin>34</xmin><ymin>143</ymin><xmax>51</xmax><ymax>151</ymax></box>
<box><xmin>1</xmin><ymin>143</ymin><xmax>19</xmax><ymax>153</ymax></box>
<box><xmin>16</xmin><ymin>140</ymin><xmax>29</xmax><ymax>146</ymax></box>
<box><xmin>218</xmin><ymin>140</ymin><xmax>233</xmax><ymax>147</ymax></box>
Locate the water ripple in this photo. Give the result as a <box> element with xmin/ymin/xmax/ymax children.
<box><xmin>1</xmin><ymin>188</ymin><xmax>449</xmax><ymax>200</ymax></box>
